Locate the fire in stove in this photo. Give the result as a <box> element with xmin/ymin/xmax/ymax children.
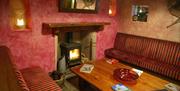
<box><xmin>60</xmin><ymin>42</ymin><xmax>81</xmax><ymax>68</ymax></box>
<box><xmin>69</xmin><ymin>49</ymin><xmax>80</xmax><ymax>60</ymax></box>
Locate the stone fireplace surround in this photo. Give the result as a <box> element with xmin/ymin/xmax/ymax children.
<box><xmin>43</xmin><ymin>22</ymin><xmax>110</xmax><ymax>70</ymax></box>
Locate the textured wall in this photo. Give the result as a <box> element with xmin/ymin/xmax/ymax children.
<box><xmin>0</xmin><ymin>0</ymin><xmax>118</xmax><ymax>72</ymax></box>
<box><xmin>118</xmin><ymin>0</ymin><xmax>180</xmax><ymax>42</ymax></box>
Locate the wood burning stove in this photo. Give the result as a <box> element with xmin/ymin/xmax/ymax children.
<box><xmin>60</xmin><ymin>32</ymin><xmax>81</xmax><ymax>67</ymax></box>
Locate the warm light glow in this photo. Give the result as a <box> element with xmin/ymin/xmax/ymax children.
<box><xmin>16</xmin><ymin>18</ymin><xmax>25</xmax><ymax>27</ymax></box>
<box><xmin>109</xmin><ymin>9</ymin><xmax>112</xmax><ymax>15</ymax></box>
<box><xmin>109</xmin><ymin>0</ymin><xmax>116</xmax><ymax>16</ymax></box>
<box><xmin>69</xmin><ymin>49</ymin><xmax>80</xmax><ymax>60</ymax></box>
<box><xmin>71</xmin><ymin>0</ymin><xmax>75</xmax><ymax>8</ymax></box>
<box><xmin>139</xmin><ymin>8</ymin><xmax>143</xmax><ymax>13</ymax></box>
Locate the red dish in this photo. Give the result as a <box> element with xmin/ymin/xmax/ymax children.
<box><xmin>113</xmin><ymin>68</ymin><xmax>139</xmax><ymax>85</ymax></box>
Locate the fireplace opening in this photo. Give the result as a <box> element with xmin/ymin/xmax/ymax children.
<box><xmin>65</xmin><ymin>32</ymin><xmax>73</xmax><ymax>43</ymax></box>
<box><xmin>60</xmin><ymin>32</ymin><xmax>81</xmax><ymax>68</ymax></box>
<box><xmin>57</xmin><ymin>31</ymin><xmax>96</xmax><ymax>73</ymax></box>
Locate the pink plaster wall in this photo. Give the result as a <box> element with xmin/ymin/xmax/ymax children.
<box><xmin>118</xmin><ymin>0</ymin><xmax>180</xmax><ymax>42</ymax></box>
<box><xmin>0</xmin><ymin>0</ymin><xmax>118</xmax><ymax>72</ymax></box>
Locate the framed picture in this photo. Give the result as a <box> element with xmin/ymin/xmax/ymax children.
<box><xmin>132</xmin><ymin>5</ymin><xmax>149</xmax><ymax>22</ymax></box>
<box><xmin>59</xmin><ymin>0</ymin><xmax>99</xmax><ymax>13</ymax></box>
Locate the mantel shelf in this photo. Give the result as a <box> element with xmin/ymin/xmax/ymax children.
<box><xmin>43</xmin><ymin>22</ymin><xmax>110</xmax><ymax>28</ymax></box>
<box><xmin>42</xmin><ymin>22</ymin><xmax>110</xmax><ymax>35</ymax></box>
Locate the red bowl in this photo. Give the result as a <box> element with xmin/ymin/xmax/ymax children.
<box><xmin>113</xmin><ymin>68</ymin><xmax>139</xmax><ymax>85</ymax></box>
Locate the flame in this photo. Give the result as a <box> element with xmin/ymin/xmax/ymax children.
<box><xmin>69</xmin><ymin>49</ymin><xmax>80</xmax><ymax>60</ymax></box>
<box><xmin>109</xmin><ymin>9</ymin><xmax>112</xmax><ymax>15</ymax></box>
<box><xmin>16</xmin><ymin>18</ymin><xmax>25</xmax><ymax>27</ymax></box>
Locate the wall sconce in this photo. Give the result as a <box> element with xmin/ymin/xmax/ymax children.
<box><xmin>10</xmin><ymin>0</ymin><xmax>31</xmax><ymax>31</ymax></box>
<box><xmin>109</xmin><ymin>0</ymin><xmax>116</xmax><ymax>16</ymax></box>
<box><xmin>132</xmin><ymin>5</ymin><xmax>149</xmax><ymax>22</ymax></box>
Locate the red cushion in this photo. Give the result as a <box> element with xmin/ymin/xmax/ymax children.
<box><xmin>20</xmin><ymin>66</ymin><xmax>62</xmax><ymax>91</ymax></box>
<box><xmin>105</xmin><ymin>48</ymin><xmax>129</xmax><ymax>60</ymax></box>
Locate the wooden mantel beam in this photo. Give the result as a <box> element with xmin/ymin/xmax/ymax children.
<box><xmin>44</xmin><ymin>22</ymin><xmax>110</xmax><ymax>28</ymax></box>
<box><xmin>42</xmin><ymin>22</ymin><xmax>110</xmax><ymax>35</ymax></box>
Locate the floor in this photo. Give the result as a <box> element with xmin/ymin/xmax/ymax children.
<box><xmin>57</xmin><ymin>76</ymin><xmax>99</xmax><ymax>91</ymax></box>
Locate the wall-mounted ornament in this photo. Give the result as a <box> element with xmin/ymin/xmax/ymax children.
<box><xmin>132</xmin><ymin>5</ymin><xmax>149</xmax><ymax>22</ymax></box>
<box><xmin>10</xmin><ymin>0</ymin><xmax>31</xmax><ymax>31</ymax></box>
<box><xmin>167</xmin><ymin>0</ymin><xmax>180</xmax><ymax>28</ymax></box>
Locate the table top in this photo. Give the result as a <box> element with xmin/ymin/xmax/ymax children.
<box><xmin>71</xmin><ymin>58</ymin><xmax>176</xmax><ymax>91</ymax></box>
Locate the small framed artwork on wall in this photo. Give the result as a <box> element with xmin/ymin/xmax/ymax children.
<box><xmin>132</xmin><ymin>5</ymin><xmax>149</xmax><ymax>22</ymax></box>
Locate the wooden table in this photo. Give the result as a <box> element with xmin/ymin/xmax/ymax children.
<box><xmin>71</xmin><ymin>58</ymin><xmax>177</xmax><ymax>91</ymax></box>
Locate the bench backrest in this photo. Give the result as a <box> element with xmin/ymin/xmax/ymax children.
<box><xmin>0</xmin><ymin>46</ymin><xmax>22</xmax><ymax>91</ymax></box>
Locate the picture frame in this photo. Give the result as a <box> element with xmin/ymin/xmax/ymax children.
<box><xmin>132</xmin><ymin>5</ymin><xmax>149</xmax><ymax>22</ymax></box>
<box><xmin>59</xmin><ymin>0</ymin><xmax>99</xmax><ymax>13</ymax></box>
